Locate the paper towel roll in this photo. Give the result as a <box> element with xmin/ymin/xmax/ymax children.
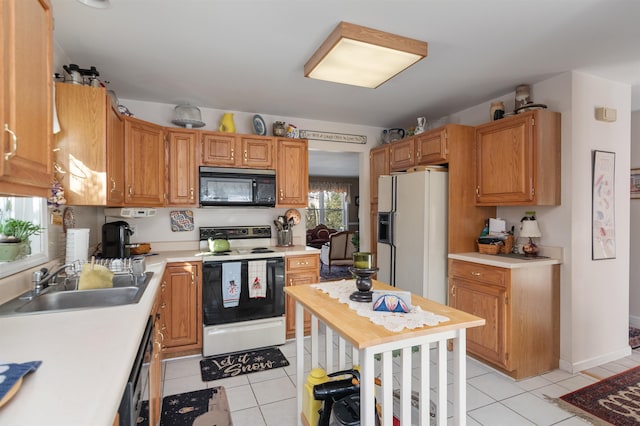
<box><xmin>66</xmin><ymin>228</ymin><xmax>90</xmax><ymax>264</ymax></box>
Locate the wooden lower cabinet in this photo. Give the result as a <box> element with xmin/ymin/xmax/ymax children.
<box><xmin>148</xmin><ymin>288</ymin><xmax>164</xmax><ymax>426</ymax></box>
<box><xmin>160</xmin><ymin>262</ymin><xmax>202</xmax><ymax>355</ymax></box>
<box><xmin>448</xmin><ymin>258</ymin><xmax>559</xmax><ymax>379</ymax></box>
<box><xmin>285</xmin><ymin>254</ymin><xmax>320</xmax><ymax>339</ymax></box>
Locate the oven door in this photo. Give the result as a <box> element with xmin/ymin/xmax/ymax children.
<box><xmin>202</xmin><ymin>257</ymin><xmax>285</xmax><ymax>325</ymax></box>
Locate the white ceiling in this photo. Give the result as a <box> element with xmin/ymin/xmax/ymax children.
<box><xmin>50</xmin><ymin>0</ymin><xmax>640</xmax><ymax>177</ymax></box>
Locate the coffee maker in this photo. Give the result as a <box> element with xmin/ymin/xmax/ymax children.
<box><xmin>102</xmin><ymin>221</ymin><xmax>134</xmax><ymax>258</ymax></box>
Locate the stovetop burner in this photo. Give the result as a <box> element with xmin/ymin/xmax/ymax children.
<box><xmin>252</xmin><ymin>247</ymin><xmax>274</xmax><ymax>253</ymax></box>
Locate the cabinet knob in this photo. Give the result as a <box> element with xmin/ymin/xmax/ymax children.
<box><xmin>3</xmin><ymin>124</ymin><xmax>17</xmax><ymax>161</ymax></box>
<box><xmin>161</xmin><ymin>303</ymin><xmax>166</xmax><ymax>309</ymax></box>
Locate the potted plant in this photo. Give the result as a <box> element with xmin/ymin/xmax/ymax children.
<box><xmin>0</xmin><ymin>218</ymin><xmax>44</xmax><ymax>262</ymax></box>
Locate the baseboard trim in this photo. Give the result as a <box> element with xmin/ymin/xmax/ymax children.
<box><xmin>559</xmin><ymin>346</ymin><xmax>633</xmax><ymax>373</ymax></box>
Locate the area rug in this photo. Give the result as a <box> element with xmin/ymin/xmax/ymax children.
<box><xmin>200</xmin><ymin>347</ymin><xmax>289</xmax><ymax>382</ymax></box>
<box><xmin>137</xmin><ymin>387</ymin><xmax>231</xmax><ymax>426</ymax></box>
<box><xmin>554</xmin><ymin>365</ymin><xmax>640</xmax><ymax>425</ymax></box>
<box><xmin>629</xmin><ymin>327</ymin><xmax>640</xmax><ymax>349</ymax></box>
<box><xmin>320</xmin><ymin>263</ymin><xmax>354</xmax><ymax>281</ymax></box>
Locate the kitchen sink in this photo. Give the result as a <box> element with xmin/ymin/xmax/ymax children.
<box><xmin>0</xmin><ymin>272</ymin><xmax>154</xmax><ymax>317</ymax></box>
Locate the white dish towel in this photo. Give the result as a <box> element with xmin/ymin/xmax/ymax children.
<box><xmin>222</xmin><ymin>262</ymin><xmax>241</xmax><ymax>308</ymax></box>
<box><xmin>248</xmin><ymin>260</ymin><xmax>267</xmax><ymax>298</ymax></box>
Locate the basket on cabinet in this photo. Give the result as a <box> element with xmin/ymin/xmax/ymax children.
<box><xmin>477</xmin><ymin>242</ymin><xmax>501</xmax><ymax>255</ymax></box>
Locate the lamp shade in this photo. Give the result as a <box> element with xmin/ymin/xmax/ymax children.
<box><xmin>304</xmin><ymin>22</ymin><xmax>428</xmax><ymax>89</ymax></box>
<box><xmin>520</xmin><ymin>220</ymin><xmax>542</xmax><ymax>238</ymax></box>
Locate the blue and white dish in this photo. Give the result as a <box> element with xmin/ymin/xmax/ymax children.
<box><xmin>253</xmin><ymin>114</ymin><xmax>267</xmax><ymax>136</ymax></box>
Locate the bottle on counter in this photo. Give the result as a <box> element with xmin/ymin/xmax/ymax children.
<box><xmin>303</xmin><ymin>368</ymin><xmax>329</xmax><ymax>426</ymax></box>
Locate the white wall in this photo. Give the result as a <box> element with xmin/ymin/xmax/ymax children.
<box><xmin>447</xmin><ymin>71</ymin><xmax>632</xmax><ymax>372</ymax></box>
<box><xmin>120</xmin><ymin>99</ymin><xmax>385</xmax><ymax>251</ymax></box>
<box><xmin>630</xmin><ymin>111</ymin><xmax>640</xmax><ymax>325</ymax></box>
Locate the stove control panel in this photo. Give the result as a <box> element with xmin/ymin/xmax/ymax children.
<box><xmin>199</xmin><ymin>226</ymin><xmax>272</xmax><ymax>241</ymax></box>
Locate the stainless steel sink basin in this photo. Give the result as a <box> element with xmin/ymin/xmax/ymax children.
<box><xmin>0</xmin><ymin>271</ymin><xmax>154</xmax><ymax>316</ymax></box>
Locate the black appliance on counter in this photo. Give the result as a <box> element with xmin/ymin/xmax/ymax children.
<box><xmin>102</xmin><ymin>220</ymin><xmax>134</xmax><ymax>258</ymax></box>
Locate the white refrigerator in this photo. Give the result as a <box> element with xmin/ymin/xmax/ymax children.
<box><xmin>377</xmin><ymin>168</ymin><xmax>448</xmax><ymax>304</ymax></box>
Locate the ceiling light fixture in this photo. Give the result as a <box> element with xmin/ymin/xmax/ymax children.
<box><xmin>304</xmin><ymin>21</ymin><xmax>428</xmax><ymax>89</ymax></box>
<box><xmin>76</xmin><ymin>0</ymin><xmax>111</xmax><ymax>9</ymax></box>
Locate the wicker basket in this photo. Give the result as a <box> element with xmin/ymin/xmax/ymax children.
<box><xmin>477</xmin><ymin>241</ymin><xmax>502</xmax><ymax>255</ymax></box>
<box><xmin>500</xmin><ymin>235</ymin><xmax>513</xmax><ymax>254</ymax></box>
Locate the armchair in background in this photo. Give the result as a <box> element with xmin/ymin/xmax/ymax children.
<box><xmin>320</xmin><ymin>231</ymin><xmax>356</xmax><ymax>271</ymax></box>
<box><xmin>306</xmin><ymin>224</ymin><xmax>337</xmax><ymax>249</ymax></box>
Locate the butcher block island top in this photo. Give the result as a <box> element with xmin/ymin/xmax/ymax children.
<box><xmin>285</xmin><ymin>279</ymin><xmax>485</xmax><ymax>349</ymax></box>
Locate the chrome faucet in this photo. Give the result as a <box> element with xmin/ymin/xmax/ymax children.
<box><xmin>32</xmin><ymin>264</ymin><xmax>75</xmax><ymax>296</ymax></box>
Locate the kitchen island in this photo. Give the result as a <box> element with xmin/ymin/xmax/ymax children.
<box><xmin>285</xmin><ymin>279</ymin><xmax>484</xmax><ymax>426</ymax></box>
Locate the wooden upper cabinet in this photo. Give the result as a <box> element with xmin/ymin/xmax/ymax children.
<box><xmin>415</xmin><ymin>127</ymin><xmax>448</xmax><ymax>165</ymax></box>
<box><xmin>0</xmin><ymin>0</ymin><xmax>53</xmax><ymax>197</ymax></box>
<box><xmin>167</xmin><ymin>129</ymin><xmax>198</xmax><ymax>206</ymax></box>
<box><xmin>389</xmin><ymin>137</ymin><xmax>415</xmax><ymax>171</ymax></box>
<box><xmin>54</xmin><ymin>83</ymin><xmax>125</xmax><ymax>206</ymax></box>
<box><xmin>241</xmin><ymin>135</ymin><xmax>275</xmax><ymax>169</ymax></box>
<box><xmin>201</xmin><ymin>132</ymin><xmax>274</xmax><ymax>169</ymax></box>
<box><xmin>201</xmin><ymin>132</ymin><xmax>238</xmax><ymax>166</ymax></box>
<box><xmin>124</xmin><ymin>117</ymin><xmax>165</xmax><ymax>206</ymax></box>
<box><xmin>276</xmin><ymin>138</ymin><xmax>308</xmax><ymax>207</ymax></box>
<box><xmin>369</xmin><ymin>144</ymin><xmax>389</xmax><ymax>205</ymax></box>
<box><xmin>474</xmin><ymin>110</ymin><xmax>560</xmax><ymax>206</ymax></box>
<box><xmin>106</xmin><ymin>101</ymin><xmax>125</xmax><ymax>206</ymax></box>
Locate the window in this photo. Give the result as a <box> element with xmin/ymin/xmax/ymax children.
<box><xmin>307</xmin><ymin>191</ymin><xmax>348</xmax><ymax>231</ymax></box>
<box><xmin>0</xmin><ymin>197</ymin><xmax>49</xmax><ymax>279</ymax></box>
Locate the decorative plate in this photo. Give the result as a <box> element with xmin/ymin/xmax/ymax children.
<box><xmin>63</xmin><ymin>207</ymin><xmax>75</xmax><ymax>233</ymax></box>
<box><xmin>253</xmin><ymin>114</ymin><xmax>267</xmax><ymax>136</ymax></box>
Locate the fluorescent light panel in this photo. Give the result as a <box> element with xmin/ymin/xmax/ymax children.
<box><xmin>305</xmin><ymin>22</ymin><xmax>428</xmax><ymax>89</ymax></box>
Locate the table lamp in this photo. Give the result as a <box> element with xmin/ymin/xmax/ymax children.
<box><xmin>520</xmin><ymin>220</ymin><xmax>542</xmax><ymax>256</ymax></box>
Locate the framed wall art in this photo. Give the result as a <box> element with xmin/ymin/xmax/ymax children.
<box><xmin>631</xmin><ymin>168</ymin><xmax>640</xmax><ymax>199</ymax></box>
<box><xmin>592</xmin><ymin>150</ymin><xmax>616</xmax><ymax>260</ymax></box>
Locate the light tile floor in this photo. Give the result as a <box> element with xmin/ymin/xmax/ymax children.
<box><xmin>160</xmin><ymin>340</ymin><xmax>640</xmax><ymax>425</ymax></box>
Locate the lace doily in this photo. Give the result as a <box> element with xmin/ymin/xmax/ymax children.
<box><xmin>311</xmin><ymin>280</ymin><xmax>449</xmax><ymax>332</ymax></box>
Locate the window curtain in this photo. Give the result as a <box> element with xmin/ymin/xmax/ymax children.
<box><xmin>309</xmin><ymin>181</ymin><xmax>352</xmax><ymax>203</ymax></box>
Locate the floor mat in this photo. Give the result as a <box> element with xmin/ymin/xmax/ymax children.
<box><xmin>552</xmin><ymin>366</ymin><xmax>640</xmax><ymax>425</ymax></box>
<box><xmin>200</xmin><ymin>347</ymin><xmax>289</xmax><ymax>382</ymax></box>
<box><xmin>629</xmin><ymin>326</ymin><xmax>640</xmax><ymax>349</ymax></box>
<box><xmin>137</xmin><ymin>386</ymin><xmax>231</xmax><ymax>426</ymax></box>
<box><xmin>320</xmin><ymin>263</ymin><xmax>354</xmax><ymax>281</ymax></box>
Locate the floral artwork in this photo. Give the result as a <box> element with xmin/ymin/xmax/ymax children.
<box><xmin>592</xmin><ymin>150</ymin><xmax>616</xmax><ymax>260</ymax></box>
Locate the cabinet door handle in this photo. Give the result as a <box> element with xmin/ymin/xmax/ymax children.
<box><xmin>244</xmin><ymin>150</ymin><xmax>248</xmax><ymax>160</ymax></box>
<box><xmin>109</xmin><ymin>177</ymin><xmax>116</xmax><ymax>193</ymax></box>
<box><xmin>161</xmin><ymin>303</ymin><xmax>166</xmax><ymax>309</ymax></box>
<box><xmin>451</xmin><ymin>286</ymin><xmax>455</xmax><ymax>296</ymax></box>
<box><xmin>128</xmin><ymin>186</ymin><xmax>134</xmax><ymax>196</ymax></box>
<box><xmin>189</xmin><ymin>188</ymin><xmax>194</xmax><ymax>200</ymax></box>
<box><xmin>471</xmin><ymin>272</ymin><xmax>481</xmax><ymax>276</ymax></box>
<box><xmin>230</xmin><ymin>148</ymin><xmax>234</xmax><ymax>160</ymax></box>
<box><xmin>3</xmin><ymin>124</ymin><xmax>17</xmax><ymax>160</ymax></box>
<box><xmin>191</xmin><ymin>272</ymin><xmax>195</xmax><ymax>284</ymax></box>
<box><xmin>279</xmin><ymin>189</ymin><xmax>284</xmax><ymax>201</ymax></box>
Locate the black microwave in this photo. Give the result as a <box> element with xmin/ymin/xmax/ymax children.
<box><xmin>199</xmin><ymin>167</ymin><xmax>276</xmax><ymax>207</ymax></box>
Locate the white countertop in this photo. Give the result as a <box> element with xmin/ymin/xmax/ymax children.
<box><xmin>0</xmin><ymin>246</ymin><xmax>319</xmax><ymax>426</ymax></box>
<box><xmin>448</xmin><ymin>252</ymin><xmax>562</xmax><ymax>268</ymax></box>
